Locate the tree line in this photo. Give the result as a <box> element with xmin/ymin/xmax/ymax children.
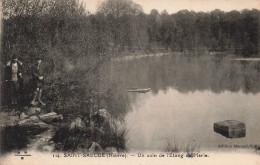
<box><xmin>2</xmin><ymin>0</ymin><xmax>260</xmax><ymax>64</ymax></box>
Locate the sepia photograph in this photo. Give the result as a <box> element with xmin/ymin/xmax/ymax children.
<box><xmin>0</xmin><ymin>0</ymin><xmax>260</xmax><ymax>164</ymax></box>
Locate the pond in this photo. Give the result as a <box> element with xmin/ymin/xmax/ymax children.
<box><xmin>112</xmin><ymin>54</ymin><xmax>260</xmax><ymax>152</ymax></box>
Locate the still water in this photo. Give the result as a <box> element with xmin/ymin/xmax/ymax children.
<box><xmin>113</xmin><ymin>54</ymin><xmax>260</xmax><ymax>152</ymax></box>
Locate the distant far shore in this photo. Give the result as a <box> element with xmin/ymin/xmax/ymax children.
<box><xmin>231</xmin><ymin>58</ymin><xmax>260</xmax><ymax>61</ymax></box>
<box><xmin>112</xmin><ymin>51</ymin><xmax>260</xmax><ymax>62</ymax></box>
<box><xmin>112</xmin><ymin>52</ymin><xmax>171</xmax><ymax>61</ymax></box>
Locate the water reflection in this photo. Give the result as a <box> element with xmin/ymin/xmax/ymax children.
<box><xmin>125</xmin><ymin>89</ymin><xmax>260</xmax><ymax>151</ymax></box>
<box><xmin>113</xmin><ymin>55</ymin><xmax>260</xmax><ymax>94</ymax></box>
<box><xmin>112</xmin><ymin>54</ymin><xmax>260</xmax><ymax>151</ymax></box>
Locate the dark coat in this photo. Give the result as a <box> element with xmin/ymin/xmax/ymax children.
<box><xmin>4</xmin><ymin>61</ymin><xmax>24</xmax><ymax>104</ymax></box>
<box><xmin>5</xmin><ymin>61</ymin><xmax>23</xmax><ymax>81</ymax></box>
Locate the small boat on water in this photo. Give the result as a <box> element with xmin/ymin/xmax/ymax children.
<box><xmin>126</xmin><ymin>88</ymin><xmax>151</xmax><ymax>93</ymax></box>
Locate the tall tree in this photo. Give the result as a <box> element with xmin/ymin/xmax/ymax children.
<box><xmin>97</xmin><ymin>0</ymin><xmax>143</xmax><ymax>18</ymax></box>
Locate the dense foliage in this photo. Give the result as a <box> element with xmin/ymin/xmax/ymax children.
<box><xmin>1</xmin><ymin>0</ymin><xmax>130</xmax><ymax>120</ymax></box>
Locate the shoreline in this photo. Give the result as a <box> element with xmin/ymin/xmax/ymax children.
<box><xmin>231</xmin><ymin>58</ymin><xmax>260</xmax><ymax>61</ymax></box>
<box><xmin>112</xmin><ymin>52</ymin><xmax>260</xmax><ymax>62</ymax></box>
<box><xmin>112</xmin><ymin>52</ymin><xmax>172</xmax><ymax>61</ymax></box>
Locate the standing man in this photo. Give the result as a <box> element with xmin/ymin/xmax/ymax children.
<box><xmin>30</xmin><ymin>57</ymin><xmax>46</xmax><ymax>106</ymax></box>
<box><xmin>5</xmin><ymin>55</ymin><xmax>23</xmax><ymax>106</ymax></box>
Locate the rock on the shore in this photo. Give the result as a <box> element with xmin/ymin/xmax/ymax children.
<box><xmin>19</xmin><ymin>116</ymin><xmax>40</xmax><ymax>124</ymax></box>
<box><xmin>214</xmin><ymin>120</ymin><xmax>246</xmax><ymax>138</ymax></box>
<box><xmin>20</xmin><ymin>112</ymin><xmax>28</xmax><ymax>119</ymax></box>
<box><xmin>18</xmin><ymin>116</ymin><xmax>48</xmax><ymax>127</ymax></box>
<box><xmin>18</xmin><ymin>112</ymin><xmax>63</xmax><ymax>126</ymax></box>
<box><xmin>92</xmin><ymin>109</ymin><xmax>118</xmax><ymax>132</ymax></box>
<box><xmin>39</xmin><ymin>112</ymin><xmax>63</xmax><ymax>123</ymax></box>
<box><xmin>92</xmin><ymin>109</ymin><xmax>111</xmax><ymax>127</ymax></box>
<box><xmin>93</xmin><ymin>109</ymin><xmax>110</xmax><ymax>120</ymax></box>
<box><xmin>25</xmin><ymin>107</ymin><xmax>41</xmax><ymax>116</ymax></box>
<box><xmin>89</xmin><ymin>142</ymin><xmax>103</xmax><ymax>152</ymax></box>
<box><xmin>69</xmin><ymin>117</ymin><xmax>87</xmax><ymax>132</ymax></box>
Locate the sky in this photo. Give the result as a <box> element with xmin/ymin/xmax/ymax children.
<box><xmin>81</xmin><ymin>0</ymin><xmax>260</xmax><ymax>14</ymax></box>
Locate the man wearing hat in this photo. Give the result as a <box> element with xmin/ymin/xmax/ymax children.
<box><xmin>5</xmin><ymin>55</ymin><xmax>23</xmax><ymax>105</ymax></box>
<box><xmin>30</xmin><ymin>57</ymin><xmax>46</xmax><ymax>106</ymax></box>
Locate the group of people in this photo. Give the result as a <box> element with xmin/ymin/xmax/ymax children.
<box><xmin>5</xmin><ymin>55</ymin><xmax>46</xmax><ymax>107</ymax></box>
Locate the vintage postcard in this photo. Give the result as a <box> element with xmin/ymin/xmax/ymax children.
<box><xmin>0</xmin><ymin>0</ymin><xmax>260</xmax><ymax>164</ymax></box>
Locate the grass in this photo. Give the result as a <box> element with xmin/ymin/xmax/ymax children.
<box><xmin>164</xmin><ymin>139</ymin><xmax>200</xmax><ymax>153</ymax></box>
<box><xmin>51</xmin><ymin>117</ymin><xmax>128</xmax><ymax>152</ymax></box>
